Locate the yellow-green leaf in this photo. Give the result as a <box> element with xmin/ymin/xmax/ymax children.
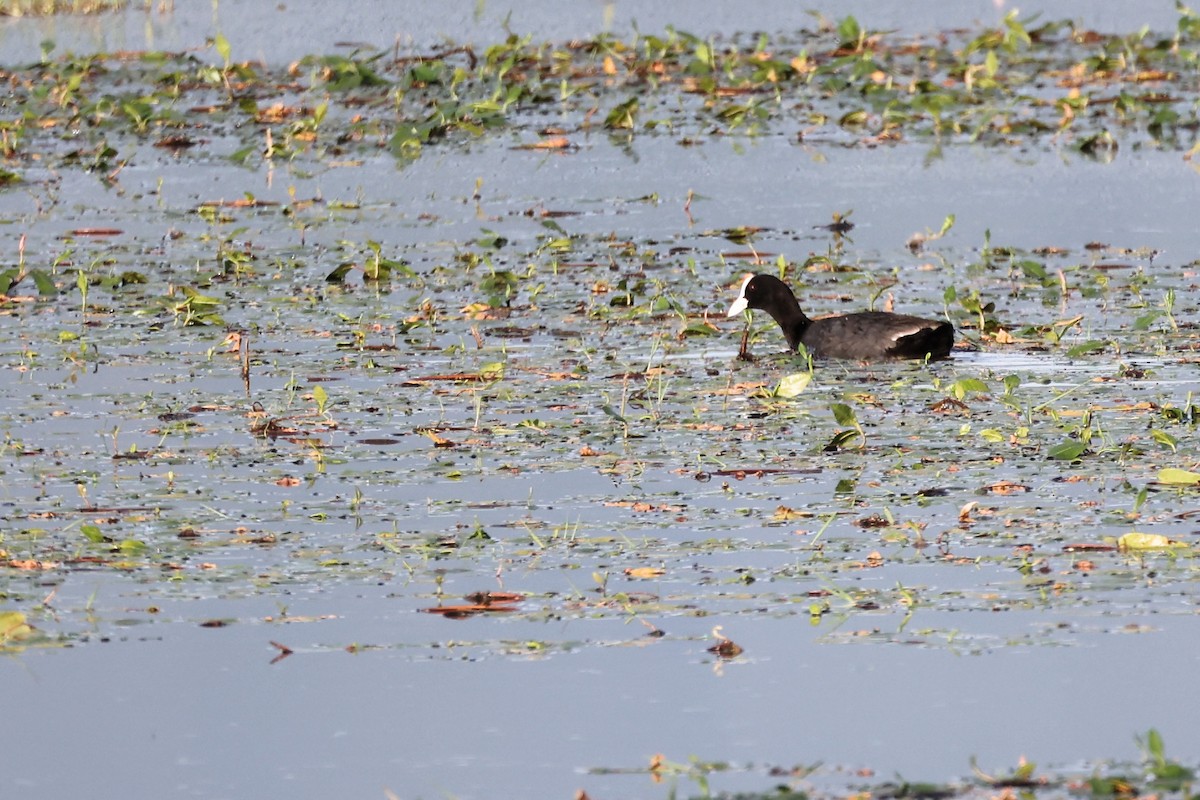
<box><xmin>214</xmin><ymin>32</ymin><xmax>232</xmax><ymax>66</ymax></box>
<box><xmin>1118</xmin><ymin>532</ymin><xmax>1186</xmax><ymax>551</ymax></box>
<box><xmin>1158</xmin><ymin>468</ymin><xmax>1200</xmax><ymax>486</ymax></box>
<box><xmin>775</xmin><ymin>373</ymin><xmax>811</xmax><ymax>398</ymax></box>
<box><xmin>0</xmin><ymin>611</ymin><xmax>34</xmax><ymax>644</ymax></box>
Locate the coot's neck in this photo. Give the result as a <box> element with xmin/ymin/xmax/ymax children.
<box><xmin>760</xmin><ymin>284</ymin><xmax>812</xmax><ymax>352</ymax></box>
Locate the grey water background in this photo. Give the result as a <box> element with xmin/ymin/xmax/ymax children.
<box><xmin>0</xmin><ymin>0</ymin><xmax>1187</xmax><ymax>62</ymax></box>
<box><xmin>2</xmin><ymin>2</ymin><xmax>1200</xmax><ymax>800</ymax></box>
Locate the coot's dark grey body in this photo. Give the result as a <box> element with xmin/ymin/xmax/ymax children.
<box><xmin>727</xmin><ymin>274</ymin><xmax>954</xmax><ymax>361</ymax></box>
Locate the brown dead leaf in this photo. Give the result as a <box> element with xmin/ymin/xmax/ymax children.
<box><xmin>517</xmin><ymin>136</ymin><xmax>572</xmax><ymax>150</ymax></box>
<box><xmin>421</xmin><ymin>592</ymin><xmax>523</xmax><ymax>619</ymax></box>
<box><xmin>155</xmin><ymin>134</ymin><xmax>196</xmax><ymax>150</ymax></box>
<box><xmin>1062</xmin><ymin>543</ymin><xmax>1117</xmax><ymax>552</ymax></box>
<box><xmin>199</xmin><ymin>197</ymin><xmax>278</xmax><ymax>209</ymax></box>
<box><xmin>706</xmin><ymin>626</ymin><xmax>744</xmax><ymax>659</ymax></box>
<box><xmin>402</xmin><ymin>373</ymin><xmax>488</xmax><ymax>385</ymax></box>
<box><xmin>70</xmin><ymin>228</ymin><xmax>123</xmax><ymax>237</ymax></box>
<box><xmin>625</xmin><ymin>567</ymin><xmax>665</xmax><ymax>579</ymax></box>
<box><xmin>423</xmin><ymin>430</ymin><xmax>456</xmax><ymax>448</ymax></box>
<box><xmin>6</xmin><ymin>559</ymin><xmax>60</xmax><ymax>571</ymax></box>
<box><xmin>772</xmin><ymin>505</ymin><xmax>810</xmax><ymax>521</ymax></box>
<box><xmin>983</xmin><ymin>480</ymin><xmax>1030</xmax><ymax>495</ymax></box>
<box><xmin>604</xmin><ymin>501</ymin><xmax>683</xmax><ymax>513</ymax></box>
<box><xmin>463</xmin><ymin>591</ymin><xmax>524</xmax><ymax>605</ymax></box>
<box><xmin>714</xmin><ymin>381</ymin><xmax>766</xmax><ymax>396</ymax></box>
<box><xmin>458</xmin><ymin>302</ymin><xmax>511</xmax><ymax>320</ymax></box>
<box><xmin>255</xmin><ymin>103</ymin><xmax>309</xmax><ymax>123</ymax></box>
<box><xmin>930</xmin><ymin>397</ymin><xmax>970</xmax><ymax>414</ymax></box>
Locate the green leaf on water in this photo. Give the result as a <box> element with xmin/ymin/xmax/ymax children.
<box><xmin>476</xmin><ymin>229</ymin><xmax>508</xmax><ymax>249</ymax></box>
<box><xmin>1086</xmin><ymin>775</ymin><xmax>1140</xmax><ymax>797</ymax></box>
<box><xmin>0</xmin><ymin>611</ymin><xmax>34</xmax><ymax>645</ymax></box>
<box><xmin>775</xmin><ymin>373</ymin><xmax>811</xmax><ymax>398</ymax></box>
<box><xmin>1048</xmin><ymin>440</ymin><xmax>1087</xmax><ymax>460</ymax></box>
<box><xmin>1157</xmin><ymin>467</ymin><xmax>1200</xmax><ymax>485</ymax></box>
<box><xmin>1118</xmin><ymin>532</ymin><xmax>1185</xmax><ymax>550</ymax></box>
<box><xmin>937</xmin><ymin>214</ymin><xmax>956</xmax><ymax>237</ymax></box>
<box><xmin>604</xmin><ymin>97</ymin><xmax>639</xmax><ymax>130</ymax></box>
<box><xmin>1150</xmin><ymin>429</ymin><xmax>1178</xmax><ymax>452</ymax></box>
<box><xmin>214</xmin><ymin>32</ymin><xmax>232</xmax><ymax>66</ymax></box>
<box><xmin>825</xmin><ymin>429</ymin><xmax>861</xmax><ymax>451</ymax></box>
<box><xmin>1151</xmin><ymin>763</ymin><xmax>1196</xmax><ymax>794</ymax></box>
<box><xmin>1136</xmin><ymin>728</ymin><xmax>1194</xmax><ymax>792</ymax></box>
<box><xmin>1142</xmin><ymin>728</ymin><xmax>1165</xmax><ymax>762</ymax></box>
<box><xmin>1018</xmin><ymin>260</ymin><xmax>1047</xmax><ymax>282</ymax></box>
<box><xmin>950</xmin><ymin>378</ymin><xmax>989</xmax><ymax>400</ymax></box>
<box><xmin>0</xmin><ymin>267</ymin><xmax>17</xmax><ymax>295</ymax></box>
<box><xmin>680</xmin><ymin>321</ymin><xmax>719</xmax><ymax>337</ymax></box>
<box><xmin>80</xmin><ymin>524</ymin><xmax>105</xmax><ymax>543</ymax></box>
<box><xmin>601</xmin><ymin>404</ymin><xmax>626</xmax><ymax>423</ymax></box>
<box><xmin>312</xmin><ymin>384</ymin><xmax>328</xmax><ymax>414</ymax></box>
<box><xmin>830</xmin><ymin>403</ymin><xmax>858</xmax><ymax>427</ymax></box>
<box><xmin>837</xmin><ymin>15</ymin><xmax>862</xmax><ymax>47</ymax></box>
<box><xmin>325</xmin><ymin>262</ymin><xmax>355</xmax><ymax>283</ymax></box>
<box><xmin>839</xmin><ymin>109</ymin><xmax>868</xmax><ymax>128</ymax></box>
<box><xmin>984</xmin><ymin>48</ymin><xmax>1000</xmax><ymax>77</ymax></box>
<box><xmin>229</xmin><ymin>144</ymin><xmax>256</xmax><ymax>165</ymax></box>
<box><xmin>180</xmin><ymin>286</ymin><xmax>220</xmax><ymax>307</ymax></box>
<box><xmin>1066</xmin><ymin>340</ymin><xmax>1109</xmax><ymax>357</ymax></box>
<box><xmin>1134</xmin><ymin>310</ymin><xmax>1163</xmax><ymax>330</ymax></box>
<box><xmin>31</xmin><ymin>269</ymin><xmax>58</xmax><ymax>296</ymax></box>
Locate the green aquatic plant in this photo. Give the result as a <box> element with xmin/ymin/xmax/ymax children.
<box><xmin>827</xmin><ymin>402</ymin><xmax>866</xmax><ymax>450</ymax></box>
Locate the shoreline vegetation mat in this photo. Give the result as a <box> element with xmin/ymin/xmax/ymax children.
<box><xmin>2</xmin><ymin>9</ymin><xmax>1200</xmax><ymax>172</ymax></box>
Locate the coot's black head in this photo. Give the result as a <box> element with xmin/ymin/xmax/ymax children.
<box><xmin>727</xmin><ymin>273</ymin><xmax>811</xmax><ymax>352</ymax></box>
<box><xmin>727</xmin><ymin>273</ymin><xmax>802</xmax><ymax>318</ymax></box>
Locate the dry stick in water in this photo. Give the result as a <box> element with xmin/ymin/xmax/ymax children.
<box><xmin>240</xmin><ymin>332</ymin><xmax>251</xmax><ymax>395</ymax></box>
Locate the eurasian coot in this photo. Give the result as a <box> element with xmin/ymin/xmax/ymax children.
<box><xmin>727</xmin><ymin>273</ymin><xmax>954</xmax><ymax>361</ymax></box>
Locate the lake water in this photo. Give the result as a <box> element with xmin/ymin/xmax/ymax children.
<box><xmin>2</xmin><ymin>3</ymin><xmax>1200</xmax><ymax>799</ymax></box>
